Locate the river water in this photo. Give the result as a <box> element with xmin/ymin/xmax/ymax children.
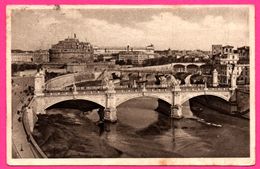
<box><xmin>32</xmin><ymin>97</ymin><xmax>249</xmax><ymax>158</ymax></box>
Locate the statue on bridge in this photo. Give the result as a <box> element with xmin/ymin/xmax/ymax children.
<box><xmin>72</xmin><ymin>82</ymin><xmax>78</xmax><ymax>94</ymax></box>
<box><xmin>231</xmin><ymin>69</ymin><xmax>237</xmax><ymax>89</ymax></box>
<box><xmin>184</xmin><ymin>74</ymin><xmax>192</xmax><ymax>86</ymax></box>
<box><xmin>102</xmin><ymin>69</ymin><xmax>115</xmax><ymax>92</ymax></box>
<box><xmin>159</xmin><ymin>76</ymin><xmax>167</xmax><ymax>87</ymax></box>
<box><xmin>103</xmin><ymin>70</ymin><xmax>110</xmax><ymax>86</ymax></box>
<box><xmin>107</xmin><ymin>80</ymin><xmax>115</xmax><ymax>91</ymax></box>
<box><xmin>72</xmin><ymin>83</ymin><xmax>76</xmax><ymax>91</ymax></box>
<box><xmin>132</xmin><ymin>80</ymin><xmax>137</xmax><ymax>88</ymax></box>
<box><xmin>172</xmin><ymin>79</ymin><xmax>181</xmax><ymax>87</ymax></box>
<box><xmin>166</xmin><ymin>74</ymin><xmax>181</xmax><ymax>87</ymax></box>
<box><xmin>104</xmin><ymin>79</ymin><xmax>115</xmax><ymax>92</ymax></box>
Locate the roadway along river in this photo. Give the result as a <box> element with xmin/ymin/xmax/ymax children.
<box><xmin>32</xmin><ymin>97</ymin><xmax>249</xmax><ymax>158</ymax></box>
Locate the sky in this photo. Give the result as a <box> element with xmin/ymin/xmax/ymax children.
<box><xmin>10</xmin><ymin>5</ymin><xmax>251</xmax><ymax>51</ymax></box>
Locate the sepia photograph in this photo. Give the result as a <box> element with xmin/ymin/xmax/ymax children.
<box><xmin>6</xmin><ymin>5</ymin><xmax>255</xmax><ymax>165</ymax></box>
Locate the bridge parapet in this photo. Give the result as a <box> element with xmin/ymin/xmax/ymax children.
<box><xmin>45</xmin><ymin>83</ymin><xmax>231</xmax><ymax>93</ymax></box>
<box><xmin>115</xmin><ymin>88</ymin><xmax>172</xmax><ymax>93</ymax></box>
<box><xmin>45</xmin><ymin>87</ymin><xmax>174</xmax><ymax>96</ymax></box>
<box><xmin>45</xmin><ymin>72</ymin><xmax>96</xmax><ymax>90</ymax></box>
<box><xmin>44</xmin><ymin>90</ymin><xmax>106</xmax><ymax>96</ymax></box>
<box><xmin>64</xmin><ymin>86</ymin><xmax>105</xmax><ymax>91</ymax></box>
<box><xmin>181</xmin><ymin>87</ymin><xmax>230</xmax><ymax>92</ymax></box>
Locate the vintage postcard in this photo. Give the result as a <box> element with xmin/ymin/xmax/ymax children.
<box><xmin>6</xmin><ymin>5</ymin><xmax>255</xmax><ymax>165</ymax></box>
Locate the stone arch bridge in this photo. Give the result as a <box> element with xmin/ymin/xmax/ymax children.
<box><xmin>25</xmin><ymin>69</ymin><xmax>238</xmax><ymax>132</ymax></box>
<box><xmin>27</xmin><ymin>84</ymin><xmax>235</xmax><ymax>132</ymax></box>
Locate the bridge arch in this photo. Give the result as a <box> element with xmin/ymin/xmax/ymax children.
<box><xmin>45</xmin><ymin>99</ymin><xmax>104</xmax><ymax>111</ymax></box>
<box><xmin>48</xmin><ymin>98</ymin><xmax>104</xmax><ymax>111</ymax></box>
<box><xmin>186</xmin><ymin>64</ymin><xmax>200</xmax><ymax>73</ymax></box>
<box><xmin>180</xmin><ymin>93</ymin><xmax>230</xmax><ymax>105</ymax></box>
<box><xmin>33</xmin><ymin>95</ymin><xmax>106</xmax><ymax>114</ymax></box>
<box><xmin>115</xmin><ymin>94</ymin><xmax>172</xmax><ymax>107</ymax></box>
<box><xmin>200</xmin><ymin>64</ymin><xmax>212</xmax><ymax>74</ymax></box>
<box><xmin>173</xmin><ymin>64</ymin><xmax>186</xmax><ymax>72</ymax></box>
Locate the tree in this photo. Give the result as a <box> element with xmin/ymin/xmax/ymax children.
<box><xmin>126</xmin><ymin>59</ymin><xmax>132</xmax><ymax>65</ymax></box>
<box><xmin>115</xmin><ymin>60</ymin><xmax>126</xmax><ymax>65</ymax></box>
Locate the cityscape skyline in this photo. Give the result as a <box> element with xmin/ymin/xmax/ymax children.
<box><xmin>11</xmin><ymin>5</ymin><xmax>251</xmax><ymax>51</ymax></box>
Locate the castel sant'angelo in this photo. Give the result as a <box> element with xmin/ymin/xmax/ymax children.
<box><xmin>49</xmin><ymin>34</ymin><xmax>93</xmax><ymax>63</ymax></box>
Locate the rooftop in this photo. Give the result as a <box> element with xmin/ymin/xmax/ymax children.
<box><xmin>223</xmin><ymin>45</ymin><xmax>234</xmax><ymax>48</ymax></box>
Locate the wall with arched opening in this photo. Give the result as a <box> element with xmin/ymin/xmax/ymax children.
<box><xmin>187</xmin><ymin>64</ymin><xmax>199</xmax><ymax>73</ymax></box>
<box><xmin>173</xmin><ymin>64</ymin><xmax>185</xmax><ymax>72</ymax></box>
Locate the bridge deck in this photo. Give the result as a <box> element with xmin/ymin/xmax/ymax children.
<box><xmin>44</xmin><ymin>86</ymin><xmax>230</xmax><ymax>96</ymax></box>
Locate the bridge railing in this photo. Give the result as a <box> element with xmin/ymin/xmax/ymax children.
<box><xmin>21</xmin><ymin>97</ymin><xmax>48</xmax><ymax>158</ymax></box>
<box><xmin>46</xmin><ymin>85</ymin><xmax>230</xmax><ymax>92</ymax></box>
<box><xmin>65</xmin><ymin>86</ymin><xmax>105</xmax><ymax>91</ymax></box>
<box><xmin>44</xmin><ymin>83</ymin><xmax>230</xmax><ymax>94</ymax></box>
<box><xmin>44</xmin><ymin>86</ymin><xmax>230</xmax><ymax>96</ymax></box>
<box><xmin>181</xmin><ymin>87</ymin><xmax>229</xmax><ymax>92</ymax></box>
<box><xmin>45</xmin><ymin>85</ymin><xmax>105</xmax><ymax>92</ymax></box>
<box><xmin>44</xmin><ymin>89</ymin><xmax>107</xmax><ymax>96</ymax></box>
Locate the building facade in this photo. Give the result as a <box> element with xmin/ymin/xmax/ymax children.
<box><xmin>219</xmin><ymin>53</ymin><xmax>239</xmax><ymax>65</ymax></box>
<box><xmin>222</xmin><ymin>45</ymin><xmax>234</xmax><ymax>55</ymax></box>
<box><xmin>212</xmin><ymin>44</ymin><xmax>223</xmax><ymax>56</ymax></box>
<box><xmin>236</xmin><ymin>64</ymin><xmax>250</xmax><ymax>85</ymax></box>
<box><xmin>33</xmin><ymin>50</ymin><xmax>50</xmax><ymax>63</ymax></box>
<box><xmin>49</xmin><ymin>34</ymin><xmax>93</xmax><ymax>63</ymax></box>
<box><xmin>94</xmin><ymin>44</ymin><xmax>155</xmax><ymax>60</ymax></box>
<box><xmin>66</xmin><ymin>62</ymin><xmax>119</xmax><ymax>73</ymax></box>
<box><xmin>93</xmin><ymin>46</ymin><xmax>126</xmax><ymax>55</ymax></box>
<box><xmin>213</xmin><ymin>44</ymin><xmax>250</xmax><ymax>85</ymax></box>
<box><xmin>12</xmin><ymin>51</ymin><xmax>34</xmax><ymax>63</ymax></box>
<box><xmin>237</xmin><ymin>46</ymin><xmax>249</xmax><ymax>63</ymax></box>
<box><xmin>12</xmin><ymin>50</ymin><xmax>50</xmax><ymax>63</ymax></box>
<box><xmin>118</xmin><ymin>51</ymin><xmax>150</xmax><ymax>65</ymax></box>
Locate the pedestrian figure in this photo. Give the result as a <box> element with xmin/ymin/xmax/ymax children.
<box><xmin>20</xmin><ymin>144</ymin><xmax>23</xmax><ymax>151</ymax></box>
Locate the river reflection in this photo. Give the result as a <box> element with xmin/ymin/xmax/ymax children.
<box><xmin>32</xmin><ymin>97</ymin><xmax>249</xmax><ymax>158</ymax></box>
